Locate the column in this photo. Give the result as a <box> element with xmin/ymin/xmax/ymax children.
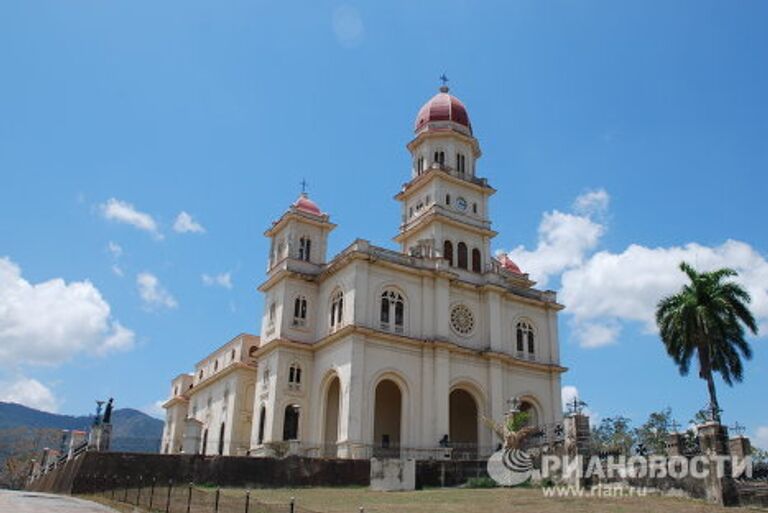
<box><xmin>434</xmin><ymin>348</ymin><xmax>450</xmax><ymax>443</ymax></box>
<box><xmin>698</xmin><ymin>422</ymin><xmax>739</xmax><ymax>506</ymax></box>
<box><xmin>487</xmin><ymin>292</ymin><xmax>503</xmax><ymax>352</ymax></box>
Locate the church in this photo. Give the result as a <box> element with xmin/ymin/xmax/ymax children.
<box><xmin>161</xmin><ymin>84</ymin><xmax>567</xmax><ymax>460</ymax></box>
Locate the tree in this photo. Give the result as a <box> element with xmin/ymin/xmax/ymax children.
<box><xmin>656</xmin><ymin>262</ymin><xmax>757</xmax><ymax>423</ymax></box>
<box><xmin>591</xmin><ymin>416</ymin><xmax>636</xmax><ymax>455</ymax></box>
<box><xmin>635</xmin><ymin>408</ymin><xmax>673</xmax><ymax>455</ymax></box>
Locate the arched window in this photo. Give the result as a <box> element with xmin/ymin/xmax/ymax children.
<box><xmin>213</xmin><ymin>359</ymin><xmax>219</xmax><ymax>372</ymax></box>
<box><xmin>434</xmin><ymin>150</ymin><xmax>445</xmax><ymax>167</ymax></box>
<box><xmin>457</xmin><ymin>242</ymin><xmax>468</xmax><ymax>269</ymax></box>
<box><xmin>416</xmin><ymin>156</ymin><xmax>425</xmax><ymax>175</ymax></box>
<box><xmin>380</xmin><ymin>289</ymin><xmax>405</xmax><ymax>333</ymax></box>
<box><xmin>330</xmin><ymin>290</ymin><xmax>344</xmax><ymax>330</ymax></box>
<box><xmin>257</xmin><ymin>405</ymin><xmax>266</xmax><ymax>444</ymax></box>
<box><xmin>472</xmin><ymin>248</ymin><xmax>482</xmax><ymax>273</ymax></box>
<box><xmin>516</xmin><ymin>321</ymin><xmax>535</xmax><ymax>359</ymax></box>
<box><xmin>456</xmin><ymin>153</ymin><xmax>466</xmax><ymax>174</ymax></box>
<box><xmin>443</xmin><ymin>241</ymin><xmax>453</xmax><ymax>266</ymax></box>
<box><xmin>262</xmin><ymin>367</ymin><xmax>271</xmax><ymax>386</ymax></box>
<box><xmin>283</xmin><ymin>405</ymin><xmax>300</xmax><ymax>441</ymax></box>
<box><xmin>268</xmin><ymin>302</ymin><xmax>276</xmax><ymax>326</ymax></box>
<box><xmin>445</xmin><ymin>194</ymin><xmax>451</xmax><ymax>205</ymax></box>
<box><xmin>293</xmin><ymin>296</ymin><xmax>308</xmax><ymax>327</ymax></box>
<box><xmin>298</xmin><ymin>237</ymin><xmax>311</xmax><ymax>261</ymax></box>
<box><xmin>288</xmin><ymin>363</ymin><xmax>302</xmax><ymax>389</ymax></box>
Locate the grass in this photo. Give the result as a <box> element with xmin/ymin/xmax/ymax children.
<box><xmin>213</xmin><ymin>486</ymin><xmax>768</xmax><ymax>513</ymax></box>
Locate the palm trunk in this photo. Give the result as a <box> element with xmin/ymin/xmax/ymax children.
<box><xmin>704</xmin><ymin>370</ymin><xmax>721</xmax><ymax>423</ymax></box>
<box><xmin>698</xmin><ymin>337</ymin><xmax>721</xmax><ymax>423</ymax></box>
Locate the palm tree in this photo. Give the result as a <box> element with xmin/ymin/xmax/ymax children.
<box><xmin>655</xmin><ymin>262</ymin><xmax>757</xmax><ymax>424</ymax></box>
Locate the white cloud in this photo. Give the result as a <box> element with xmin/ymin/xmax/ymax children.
<box><xmin>573</xmin><ymin>188</ymin><xmax>609</xmax><ymax>217</ymax></box>
<box><xmin>142</xmin><ymin>400</ymin><xmax>166</xmax><ymax>419</ymax></box>
<box><xmin>332</xmin><ymin>5</ymin><xmax>364</xmax><ymax>47</ymax></box>
<box><xmin>107</xmin><ymin>241</ymin><xmax>123</xmax><ymax>258</ymax></box>
<box><xmin>173</xmin><ymin>211</ymin><xmax>205</xmax><ymax>234</ymax></box>
<box><xmin>137</xmin><ymin>272</ymin><xmax>177</xmax><ymax>310</ymax></box>
<box><xmin>571</xmin><ymin>320</ymin><xmax>622</xmax><ymax>349</ymax></box>
<box><xmin>97</xmin><ymin>322</ymin><xmax>136</xmax><ymax>355</ymax></box>
<box><xmin>561</xmin><ymin>385</ymin><xmax>580</xmax><ymax>409</ymax></box>
<box><xmin>561</xmin><ymin>385</ymin><xmax>599</xmax><ymax>423</ymax></box>
<box><xmin>755</xmin><ymin>426</ymin><xmax>768</xmax><ymax>450</ymax></box>
<box><xmin>507</xmin><ymin>191</ymin><xmax>607</xmax><ymax>287</ymax></box>
<box><xmin>509</xmin><ymin>189</ymin><xmax>767</xmax><ymax>349</ymax></box>
<box><xmin>101</xmin><ymin>198</ymin><xmax>162</xmax><ymax>239</ymax></box>
<box><xmin>0</xmin><ymin>257</ymin><xmax>135</xmax><ymax>367</ymax></box>
<box><xmin>561</xmin><ymin>240</ymin><xmax>768</xmax><ymax>347</ymax></box>
<box><xmin>202</xmin><ymin>272</ymin><xmax>232</xmax><ymax>289</ymax></box>
<box><xmin>107</xmin><ymin>242</ymin><xmax>124</xmax><ymax>277</ymax></box>
<box><xmin>0</xmin><ymin>377</ymin><xmax>57</xmax><ymax>412</ymax></box>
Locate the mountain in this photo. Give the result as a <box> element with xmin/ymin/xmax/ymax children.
<box><xmin>0</xmin><ymin>402</ymin><xmax>164</xmax><ymax>453</ymax></box>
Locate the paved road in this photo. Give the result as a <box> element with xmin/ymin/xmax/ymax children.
<box><xmin>0</xmin><ymin>490</ymin><xmax>120</xmax><ymax>513</ymax></box>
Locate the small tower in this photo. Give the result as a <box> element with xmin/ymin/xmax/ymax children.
<box><xmin>265</xmin><ymin>192</ymin><xmax>334</xmax><ymax>270</ymax></box>
<box><xmin>396</xmin><ymin>83</ymin><xmax>496</xmax><ymax>273</ymax></box>
<box><xmin>261</xmin><ymin>192</ymin><xmax>335</xmax><ymax>343</ymax></box>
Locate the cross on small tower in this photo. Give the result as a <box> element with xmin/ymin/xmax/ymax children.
<box><xmin>300</xmin><ymin>179</ymin><xmax>308</xmax><ymax>195</ymax></box>
<box><xmin>439</xmin><ymin>74</ymin><xmax>450</xmax><ymax>93</ymax></box>
<box><xmin>567</xmin><ymin>396</ymin><xmax>587</xmax><ymax>415</ymax></box>
<box><xmin>670</xmin><ymin>419</ymin><xmax>682</xmax><ymax>433</ymax></box>
<box><xmin>730</xmin><ymin>422</ymin><xmax>746</xmax><ymax>436</ymax></box>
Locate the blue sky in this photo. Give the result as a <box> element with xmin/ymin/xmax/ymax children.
<box><xmin>1</xmin><ymin>1</ymin><xmax>766</xmax><ymax>447</ymax></box>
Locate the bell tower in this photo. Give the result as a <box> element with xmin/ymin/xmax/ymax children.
<box><xmin>260</xmin><ymin>192</ymin><xmax>335</xmax><ymax>343</ymax></box>
<box><xmin>265</xmin><ymin>192</ymin><xmax>334</xmax><ymax>271</ymax></box>
<box><xmin>395</xmin><ymin>84</ymin><xmax>496</xmax><ymax>273</ymax></box>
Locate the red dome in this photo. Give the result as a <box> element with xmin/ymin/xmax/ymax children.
<box><xmin>497</xmin><ymin>253</ymin><xmax>523</xmax><ymax>275</ymax></box>
<box><xmin>414</xmin><ymin>86</ymin><xmax>472</xmax><ymax>134</ymax></box>
<box><xmin>292</xmin><ymin>193</ymin><xmax>322</xmax><ymax>216</ymax></box>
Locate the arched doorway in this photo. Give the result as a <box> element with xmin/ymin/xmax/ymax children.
<box><xmin>200</xmin><ymin>428</ymin><xmax>208</xmax><ymax>455</ymax></box>
<box><xmin>519</xmin><ymin>400</ymin><xmax>538</xmax><ymax>427</ymax></box>
<box><xmin>256</xmin><ymin>405</ymin><xmax>266</xmax><ymax>445</ymax></box>
<box><xmin>218</xmin><ymin>422</ymin><xmax>225</xmax><ymax>455</ymax></box>
<box><xmin>373</xmin><ymin>379</ymin><xmax>401</xmax><ymax>458</ymax></box>
<box><xmin>449</xmin><ymin>389</ymin><xmax>478</xmax><ymax>459</ymax></box>
<box><xmin>323</xmin><ymin>376</ymin><xmax>341</xmax><ymax>457</ymax></box>
<box><xmin>283</xmin><ymin>405</ymin><xmax>300</xmax><ymax>441</ymax></box>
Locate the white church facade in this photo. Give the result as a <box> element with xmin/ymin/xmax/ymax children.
<box><xmin>161</xmin><ymin>85</ymin><xmax>567</xmax><ymax>459</ymax></box>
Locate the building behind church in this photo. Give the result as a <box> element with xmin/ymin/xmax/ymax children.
<box><xmin>161</xmin><ymin>85</ymin><xmax>567</xmax><ymax>460</ymax></box>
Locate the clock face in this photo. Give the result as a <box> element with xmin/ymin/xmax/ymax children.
<box><xmin>456</xmin><ymin>197</ymin><xmax>468</xmax><ymax>211</ymax></box>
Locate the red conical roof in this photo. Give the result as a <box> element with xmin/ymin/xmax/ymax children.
<box><xmin>292</xmin><ymin>193</ymin><xmax>322</xmax><ymax>216</ymax></box>
<box><xmin>497</xmin><ymin>253</ymin><xmax>523</xmax><ymax>275</ymax></box>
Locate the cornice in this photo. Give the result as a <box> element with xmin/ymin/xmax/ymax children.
<box><xmin>256</xmin><ymin>324</ymin><xmax>567</xmax><ymax>375</ymax></box>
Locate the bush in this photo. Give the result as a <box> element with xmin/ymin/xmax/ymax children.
<box><xmin>465</xmin><ymin>477</ymin><xmax>498</xmax><ymax>488</ymax></box>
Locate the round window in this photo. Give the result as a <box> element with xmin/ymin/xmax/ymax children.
<box><xmin>450</xmin><ymin>304</ymin><xmax>475</xmax><ymax>336</ymax></box>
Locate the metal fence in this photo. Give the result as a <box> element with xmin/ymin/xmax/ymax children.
<box><xmin>90</xmin><ymin>475</ymin><xmax>320</xmax><ymax>513</ymax></box>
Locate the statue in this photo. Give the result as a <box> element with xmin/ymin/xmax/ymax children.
<box><xmin>482</xmin><ymin>397</ymin><xmax>537</xmax><ymax>450</ymax></box>
<box><xmin>93</xmin><ymin>400</ymin><xmax>105</xmax><ymax>426</ymax></box>
<box><xmin>483</xmin><ymin>396</ymin><xmax>538</xmax><ymax>486</ymax></box>
<box><xmin>103</xmin><ymin>398</ymin><xmax>114</xmax><ymax>424</ymax></box>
